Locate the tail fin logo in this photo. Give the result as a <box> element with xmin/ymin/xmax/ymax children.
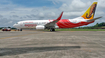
<box><xmin>81</xmin><ymin>2</ymin><xmax>97</xmax><ymax>19</ymax></box>
<box><xmin>86</xmin><ymin>4</ymin><xmax>97</xmax><ymax>19</ymax></box>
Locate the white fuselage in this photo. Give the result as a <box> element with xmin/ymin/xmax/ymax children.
<box><xmin>13</xmin><ymin>17</ymin><xmax>93</xmax><ymax>29</ymax></box>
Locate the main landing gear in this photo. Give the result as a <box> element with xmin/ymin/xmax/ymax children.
<box><xmin>50</xmin><ymin>28</ymin><xmax>55</xmax><ymax>32</ymax></box>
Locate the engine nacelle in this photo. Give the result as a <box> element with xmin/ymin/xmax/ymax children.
<box><xmin>36</xmin><ymin>25</ymin><xmax>45</xmax><ymax>30</ymax></box>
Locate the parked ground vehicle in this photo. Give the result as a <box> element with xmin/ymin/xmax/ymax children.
<box><xmin>2</xmin><ymin>28</ymin><xmax>11</xmax><ymax>31</ymax></box>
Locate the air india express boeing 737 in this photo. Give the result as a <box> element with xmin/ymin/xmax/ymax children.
<box><xmin>13</xmin><ymin>2</ymin><xmax>102</xmax><ymax>31</ymax></box>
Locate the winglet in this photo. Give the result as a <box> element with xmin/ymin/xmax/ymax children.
<box><xmin>45</xmin><ymin>11</ymin><xmax>63</xmax><ymax>28</ymax></box>
<box><xmin>56</xmin><ymin>11</ymin><xmax>63</xmax><ymax>20</ymax></box>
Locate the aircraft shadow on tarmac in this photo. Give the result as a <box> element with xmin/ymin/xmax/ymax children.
<box><xmin>0</xmin><ymin>46</ymin><xmax>80</xmax><ymax>56</ymax></box>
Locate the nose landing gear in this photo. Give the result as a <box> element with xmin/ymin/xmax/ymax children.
<box><xmin>18</xmin><ymin>29</ymin><xmax>22</xmax><ymax>31</ymax></box>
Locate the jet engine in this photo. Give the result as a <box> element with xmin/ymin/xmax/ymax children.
<box><xmin>36</xmin><ymin>25</ymin><xmax>45</xmax><ymax>29</ymax></box>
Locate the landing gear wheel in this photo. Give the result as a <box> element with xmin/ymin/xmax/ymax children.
<box><xmin>50</xmin><ymin>28</ymin><xmax>55</xmax><ymax>32</ymax></box>
<box><xmin>18</xmin><ymin>29</ymin><xmax>22</xmax><ymax>31</ymax></box>
<box><xmin>53</xmin><ymin>28</ymin><xmax>55</xmax><ymax>31</ymax></box>
<box><xmin>18</xmin><ymin>29</ymin><xmax>20</xmax><ymax>31</ymax></box>
<box><xmin>20</xmin><ymin>29</ymin><xmax>22</xmax><ymax>31</ymax></box>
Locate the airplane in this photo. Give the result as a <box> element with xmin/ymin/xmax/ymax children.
<box><xmin>13</xmin><ymin>2</ymin><xmax>102</xmax><ymax>32</ymax></box>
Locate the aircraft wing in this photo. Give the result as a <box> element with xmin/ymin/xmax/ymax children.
<box><xmin>45</xmin><ymin>12</ymin><xmax>63</xmax><ymax>28</ymax></box>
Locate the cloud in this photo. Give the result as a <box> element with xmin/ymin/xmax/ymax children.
<box><xmin>11</xmin><ymin>15</ymin><xmax>19</xmax><ymax>18</ymax></box>
<box><xmin>8</xmin><ymin>21</ymin><xmax>13</xmax><ymax>24</ymax></box>
<box><xmin>0</xmin><ymin>15</ymin><xmax>3</xmax><ymax>18</ymax></box>
<box><xmin>98</xmin><ymin>0</ymin><xmax>105</xmax><ymax>8</ymax></box>
<box><xmin>0</xmin><ymin>0</ymin><xmax>104</xmax><ymax>27</ymax></box>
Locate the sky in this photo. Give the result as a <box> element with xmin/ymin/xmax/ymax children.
<box><xmin>0</xmin><ymin>0</ymin><xmax>105</xmax><ymax>27</ymax></box>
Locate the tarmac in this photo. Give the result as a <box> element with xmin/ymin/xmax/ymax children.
<box><xmin>0</xmin><ymin>31</ymin><xmax>105</xmax><ymax>58</ymax></box>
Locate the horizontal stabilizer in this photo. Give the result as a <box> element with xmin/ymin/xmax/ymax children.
<box><xmin>87</xmin><ymin>16</ymin><xmax>102</xmax><ymax>22</ymax></box>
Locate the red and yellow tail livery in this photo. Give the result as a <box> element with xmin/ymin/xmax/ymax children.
<box><xmin>81</xmin><ymin>2</ymin><xmax>97</xmax><ymax>19</ymax></box>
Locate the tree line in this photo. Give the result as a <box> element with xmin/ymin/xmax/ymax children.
<box><xmin>77</xmin><ymin>22</ymin><xmax>105</xmax><ymax>29</ymax></box>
